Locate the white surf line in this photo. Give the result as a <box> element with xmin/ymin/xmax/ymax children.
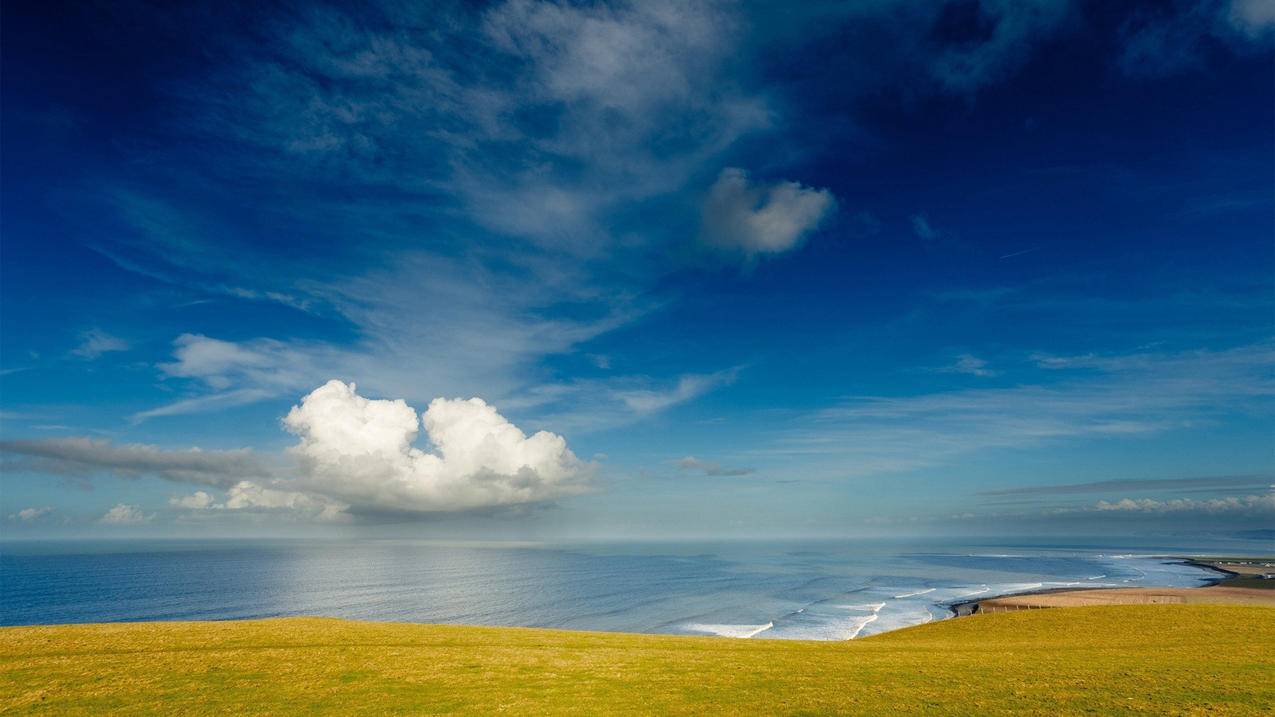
<box><xmin>957</xmin><ymin>585</ymin><xmax>991</xmax><ymax>598</ymax></box>
<box><xmin>1087</xmin><ymin>575</ymin><xmax>1107</xmax><ymax>580</ymax></box>
<box><xmin>835</xmin><ymin>602</ymin><xmax>886</xmax><ymax>611</ymax></box>
<box><xmin>893</xmin><ymin>588</ymin><xmax>936</xmax><ymax>599</ymax></box>
<box><xmin>846</xmin><ymin>614</ymin><xmax>879</xmax><ymax>640</ymax></box>
<box><xmin>684</xmin><ymin>622</ymin><xmax>774</xmax><ymax>639</ymax></box>
<box><xmin>841</xmin><ymin>601</ymin><xmax>889</xmax><ymax>640</ymax></box>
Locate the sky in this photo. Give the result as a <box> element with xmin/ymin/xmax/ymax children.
<box><xmin>1</xmin><ymin>0</ymin><xmax>1272</xmax><ymax>540</ymax></box>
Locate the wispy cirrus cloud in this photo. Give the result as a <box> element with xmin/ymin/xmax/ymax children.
<box><xmin>1119</xmin><ymin>0</ymin><xmax>1275</xmax><ymax>77</ymax></box>
<box><xmin>70</xmin><ymin>329</ymin><xmax>129</xmax><ymax>360</ymax></box>
<box><xmin>931</xmin><ymin>354</ymin><xmax>996</xmax><ymax>378</ymax></box>
<box><xmin>765</xmin><ymin>342</ymin><xmax>1274</xmax><ymax>476</ymax></box>
<box><xmin>0</xmin><ymin>437</ymin><xmax>269</xmax><ymax>488</ymax></box>
<box><xmin>104</xmin><ymin>0</ymin><xmax>767</xmax><ymax>424</ymax></box>
<box><xmin>978</xmin><ymin>473</ymin><xmax>1275</xmax><ymax>498</ymax></box>
<box><xmin>675</xmin><ymin>456</ymin><xmax>755</xmax><ymax>477</ymax></box>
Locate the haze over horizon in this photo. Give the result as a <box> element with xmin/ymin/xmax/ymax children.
<box><xmin>2</xmin><ymin>0</ymin><xmax>1272</xmax><ymax>541</ymax></box>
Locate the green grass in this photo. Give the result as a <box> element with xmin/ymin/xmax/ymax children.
<box><xmin>2</xmin><ymin>605</ymin><xmax>1272</xmax><ymax>715</ymax></box>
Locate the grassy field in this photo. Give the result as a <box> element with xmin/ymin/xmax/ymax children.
<box><xmin>2</xmin><ymin>605</ymin><xmax>1272</xmax><ymax>715</ymax></box>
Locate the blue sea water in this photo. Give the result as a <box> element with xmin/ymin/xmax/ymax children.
<box><xmin>0</xmin><ymin>536</ymin><xmax>1262</xmax><ymax>639</ymax></box>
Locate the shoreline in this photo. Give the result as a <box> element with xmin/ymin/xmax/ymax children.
<box><xmin>948</xmin><ymin>556</ymin><xmax>1275</xmax><ymax>617</ymax></box>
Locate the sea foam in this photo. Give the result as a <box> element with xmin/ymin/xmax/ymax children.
<box><xmin>683</xmin><ymin>622</ymin><xmax>774</xmax><ymax>638</ymax></box>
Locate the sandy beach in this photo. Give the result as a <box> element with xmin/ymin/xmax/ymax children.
<box><xmin>954</xmin><ymin>558</ymin><xmax>1275</xmax><ymax>615</ymax></box>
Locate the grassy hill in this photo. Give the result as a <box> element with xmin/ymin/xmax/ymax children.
<box><xmin>2</xmin><ymin>605</ymin><xmax>1272</xmax><ymax>715</ymax></box>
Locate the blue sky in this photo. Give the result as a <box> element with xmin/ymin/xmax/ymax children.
<box><xmin>1</xmin><ymin>0</ymin><xmax>1272</xmax><ymax>539</ymax></box>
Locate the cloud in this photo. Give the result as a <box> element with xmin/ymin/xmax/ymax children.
<box><xmin>934</xmin><ymin>354</ymin><xmax>996</xmax><ymax>377</ymax></box>
<box><xmin>181</xmin><ymin>0</ymin><xmax>765</xmax><ymax>252</ymax></box>
<box><xmin>675</xmin><ymin>456</ymin><xmax>754</xmax><ymax>477</ymax></box>
<box><xmin>153</xmin><ymin>333</ymin><xmax>340</xmax><ymax>395</ymax></box>
<box><xmin>612</xmin><ymin>370</ymin><xmax>738</xmax><ymax>415</ymax></box>
<box><xmin>979</xmin><ymin>474</ymin><xmax>1274</xmax><ymax>497</ymax></box>
<box><xmin>1093</xmin><ymin>493</ymin><xmax>1275</xmax><ymax>516</ymax></box>
<box><xmin>1229</xmin><ymin>0</ymin><xmax>1275</xmax><ymax>37</ymax></box>
<box><xmin>70</xmin><ymin>329</ymin><xmax>129</xmax><ymax>360</ymax></box>
<box><xmin>169</xmin><ymin>491</ymin><xmax>214</xmax><ymax>509</ymax></box>
<box><xmin>132</xmin><ymin>332</ymin><xmax>337</xmax><ymax>420</ymax></box>
<box><xmin>701</xmin><ymin>168</ymin><xmax>836</xmax><ymax>259</ymax></box>
<box><xmin>9</xmin><ymin>380</ymin><xmax>595</xmax><ymax>520</ymax></box>
<box><xmin>223</xmin><ymin>481</ymin><xmax>347</xmax><ymax>521</ymax></box>
<box><xmin>1118</xmin><ymin>0</ymin><xmax>1275</xmax><ymax>77</ymax></box>
<box><xmin>925</xmin><ymin>0</ymin><xmax>1075</xmax><ymax>92</ymax></box>
<box><xmin>131</xmin><ymin>388</ymin><xmax>278</xmax><ymax>422</ymax></box>
<box><xmin>767</xmin><ymin>342</ymin><xmax>1274</xmax><ymax>477</ymax></box>
<box><xmin>171</xmin><ymin>482</ymin><xmax>348</xmax><ymax>522</ymax></box>
<box><xmin>100</xmin><ymin>503</ymin><xmax>152</xmax><ymax>525</ymax></box>
<box><xmin>87</xmin><ymin>0</ymin><xmax>765</xmax><ymax>428</ymax></box>
<box><xmin>494</xmin><ymin>368</ymin><xmax>741</xmax><ymax>435</ymax></box>
<box><xmin>910</xmin><ymin>214</ymin><xmax>939</xmax><ymax>242</ymax></box>
<box><xmin>132</xmin><ymin>252</ymin><xmax>649</xmax><ymax>422</ymax></box>
<box><xmin>0</xmin><ymin>437</ymin><xmax>268</xmax><ymax>488</ymax></box>
<box><xmin>282</xmin><ymin>380</ymin><xmax>592</xmax><ymax>514</ymax></box>
<box><xmin>10</xmin><ymin>506</ymin><xmax>53</xmax><ymax>522</ymax></box>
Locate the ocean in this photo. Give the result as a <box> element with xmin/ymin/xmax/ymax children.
<box><xmin>1</xmin><ymin>536</ymin><xmax>1261</xmax><ymax>639</ymax></box>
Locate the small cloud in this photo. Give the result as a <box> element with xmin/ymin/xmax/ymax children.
<box><xmin>934</xmin><ymin>354</ymin><xmax>996</xmax><ymax>378</ymax></box>
<box><xmin>170</xmin><ymin>491</ymin><xmax>215</xmax><ymax>509</ymax></box>
<box><xmin>10</xmin><ymin>506</ymin><xmax>53</xmax><ymax>521</ymax></box>
<box><xmin>910</xmin><ymin>214</ymin><xmax>939</xmax><ymax>242</ymax></box>
<box><xmin>702</xmin><ymin>168</ymin><xmax>836</xmax><ymax>260</ymax></box>
<box><xmin>612</xmin><ymin>370</ymin><xmax>737</xmax><ymax>414</ymax></box>
<box><xmin>71</xmin><ymin>329</ymin><xmax>129</xmax><ymax>360</ymax></box>
<box><xmin>675</xmin><ymin>456</ymin><xmax>754</xmax><ymax>477</ymax></box>
<box><xmin>99</xmin><ymin>503</ymin><xmax>152</xmax><ymax>525</ymax></box>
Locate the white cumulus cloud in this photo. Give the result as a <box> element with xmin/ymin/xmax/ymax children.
<box><xmin>169</xmin><ymin>481</ymin><xmax>348</xmax><ymax>522</ymax></box>
<box><xmin>282</xmin><ymin>380</ymin><xmax>592</xmax><ymax>514</ymax></box>
<box><xmin>224</xmin><ymin>481</ymin><xmax>348</xmax><ymax>522</ymax></box>
<box><xmin>169</xmin><ymin>491</ymin><xmax>215</xmax><ymax>509</ymax></box>
<box><xmin>100</xmin><ymin>504</ymin><xmax>152</xmax><ymax>525</ymax></box>
<box><xmin>11</xmin><ymin>506</ymin><xmax>53</xmax><ymax>521</ymax></box>
<box><xmin>702</xmin><ymin>168</ymin><xmax>835</xmax><ymax>260</ymax></box>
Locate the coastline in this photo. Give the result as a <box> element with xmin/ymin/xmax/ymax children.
<box><xmin>947</xmin><ymin>556</ymin><xmax>1275</xmax><ymax>617</ymax></box>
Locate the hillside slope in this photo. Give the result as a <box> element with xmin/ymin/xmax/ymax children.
<box><xmin>2</xmin><ymin>605</ymin><xmax>1272</xmax><ymax>715</ymax></box>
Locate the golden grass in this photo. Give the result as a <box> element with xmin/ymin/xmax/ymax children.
<box><xmin>2</xmin><ymin>605</ymin><xmax>1272</xmax><ymax>715</ymax></box>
